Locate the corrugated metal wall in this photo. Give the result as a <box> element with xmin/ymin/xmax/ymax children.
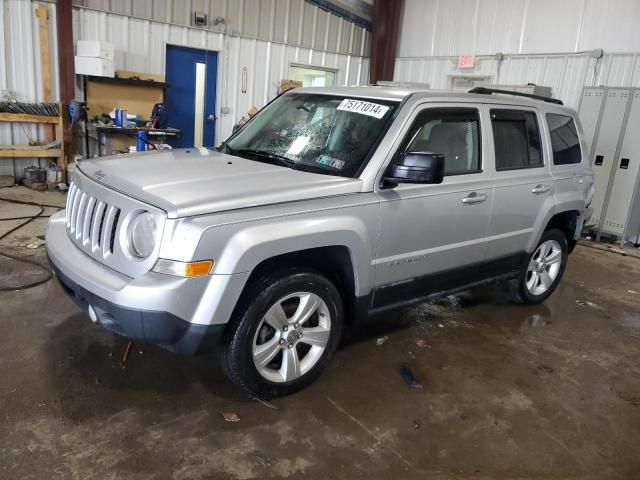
<box><xmin>395</xmin><ymin>0</ymin><xmax>640</xmax><ymax>108</ymax></box>
<box><xmin>72</xmin><ymin>0</ymin><xmax>370</xmax><ymax>56</ymax></box>
<box><xmin>1</xmin><ymin>0</ymin><xmax>370</xmax><ymax>178</ymax></box>
<box><xmin>398</xmin><ymin>0</ymin><xmax>640</xmax><ymax>57</ymax></box>
<box><xmin>395</xmin><ymin>53</ymin><xmax>640</xmax><ymax>108</ymax></box>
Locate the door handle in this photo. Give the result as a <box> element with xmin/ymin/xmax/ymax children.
<box><xmin>462</xmin><ymin>192</ymin><xmax>487</xmax><ymax>204</ymax></box>
<box><xmin>531</xmin><ymin>184</ymin><xmax>551</xmax><ymax>194</ymax></box>
<box><xmin>207</xmin><ymin>114</ymin><xmax>217</xmax><ymax>121</ymax></box>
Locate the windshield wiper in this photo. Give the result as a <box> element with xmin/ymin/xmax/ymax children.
<box><xmin>234</xmin><ymin>149</ymin><xmax>296</xmax><ymax>168</ymax></box>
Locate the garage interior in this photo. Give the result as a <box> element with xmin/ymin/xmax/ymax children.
<box><xmin>1</xmin><ymin>0</ymin><xmax>640</xmax><ymax>478</ymax></box>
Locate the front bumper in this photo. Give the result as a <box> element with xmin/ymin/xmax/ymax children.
<box><xmin>52</xmin><ymin>263</ymin><xmax>224</xmax><ymax>354</ymax></box>
<box><xmin>46</xmin><ymin>211</ymin><xmax>249</xmax><ymax>355</ymax></box>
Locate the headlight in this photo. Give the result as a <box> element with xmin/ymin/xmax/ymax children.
<box><xmin>129</xmin><ymin>211</ymin><xmax>157</xmax><ymax>258</ymax></box>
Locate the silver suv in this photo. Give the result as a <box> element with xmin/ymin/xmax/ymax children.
<box><xmin>46</xmin><ymin>86</ymin><xmax>594</xmax><ymax>397</ymax></box>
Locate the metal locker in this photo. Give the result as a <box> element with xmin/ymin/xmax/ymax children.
<box><xmin>603</xmin><ymin>90</ymin><xmax>640</xmax><ymax>241</ymax></box>
<box><xmin>587</xmin><ymin>89</ymin><xmax>631</xmax><ymax>229</ymax></box>
<box><xmin>578</xmin><ymin>88</ymin><xmax>606</xmax><ymax>162</ymax></box>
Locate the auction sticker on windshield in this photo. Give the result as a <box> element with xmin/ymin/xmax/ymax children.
<box><xmin>337</xmin><ymin>99</ymin><xmax>390</xmax><ymax>119</ymax></box>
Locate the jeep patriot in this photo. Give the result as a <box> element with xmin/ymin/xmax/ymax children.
<box><xmin>46</xmin><ymin>86</ymin><xmax>595</xmax><ymax>397</ymax></box>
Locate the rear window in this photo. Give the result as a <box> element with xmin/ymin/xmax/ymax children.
<box><xmin>491</xmin><ymin>109</ymin><xmax>543</xmax><ymax>171</ymax></box>
<box><xmin>547</xmin><ymin>113</ymin><xmax>582</xmax><ymax>165</ymax></box>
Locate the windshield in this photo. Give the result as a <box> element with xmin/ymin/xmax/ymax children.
<box><xmin>225</xmin><ymin>93</ymin><xmax>399</xmax><ymax>177</ymax></box>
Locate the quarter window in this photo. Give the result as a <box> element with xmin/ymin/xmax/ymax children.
<box><xmin>491</xmin><ymin>109</ymin><xmax>543</xmax><ymax>171</ymax></box>
<box><xmin>547</xmin><ymin>113</ymin><xmax>582</xmax><ymax>165</ymax></box>
<box><xmin>404</xmin><ymin>108</ymin><xmax>481</xmax><ymax>175</ymax></box>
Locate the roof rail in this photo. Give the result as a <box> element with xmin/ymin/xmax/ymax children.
<box><xmin>467</xmin><ymin>86</ymin><xmax>563</xmax><ymax>105</ymax></box>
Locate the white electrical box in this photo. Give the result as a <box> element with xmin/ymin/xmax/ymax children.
<box><xmin>579</xmin><ymin>87</ymin><xmax>640</xmax><ymax>244</ymax></box>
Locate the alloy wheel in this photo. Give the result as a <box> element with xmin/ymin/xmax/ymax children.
<box><xmin>252</xmin><ymin>292</ymin><xmax>331</xmax><ymax>383</ymax></box>
<box><xmin>526</xmin><ymin>239</ymin><xmax>563</xmax><ymax>295</ymax></box>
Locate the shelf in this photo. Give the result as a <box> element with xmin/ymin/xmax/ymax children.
<box><xmin>0</xmin><ymin>146</ymin><xmax>62</xmax><ymax>158</ymax></box>
<box><xmin>0</xmin><ymin>112</ymin><xmax>60</xmax><ymax>124</ymax></box>
<box><xmin>95</xmin><ymin>126</ymin><xmax>181</xmax><ymax>137</ymax></box>
<box><xmin>85</xmin><ymin>75</ymin><xmax>168</xmax><ymax>89</ymax></box>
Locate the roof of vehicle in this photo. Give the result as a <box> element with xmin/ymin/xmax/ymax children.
<box><xmin>290</xmin><ymin>86</ymin><xmax>575</xmax><ymax>113</ymax></box>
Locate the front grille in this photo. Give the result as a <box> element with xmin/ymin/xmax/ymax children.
<box><xmin>65</xmin><ymin>182</ymin><xmax>121</xmax><ymax>258</ymax></box>
<box><xmin>63</xmin><ymin>172</ymin><xmax>165</xmax><ymax>278</ymax></box>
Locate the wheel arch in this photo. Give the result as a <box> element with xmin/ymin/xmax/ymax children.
<box><xmin>238</xmin><ymin>245</ymin><xmax>362</xmax><ymax>325</ymax></box>
<box><xmin>528</xmin><ymin>208</ymin><xmax>580</xmax><ymax>254</ymax></box>
<box><xmin>544</xmin><ymin>210</ymin><xmax>580</xmax><ymax>252</ymax></box>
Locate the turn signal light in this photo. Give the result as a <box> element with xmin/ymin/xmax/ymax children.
<box><xmin>152</xmin><ymin>259</ymin><xmax>214</xmax><ymax>277</ymax></box>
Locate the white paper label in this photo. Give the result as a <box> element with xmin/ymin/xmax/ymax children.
<box><xmin>287</xmin><ymin>135</ymin><xmax>310</xmax><ymax>155</ymax></box>
<box><xmin>337</xmin><ymin>99</ymin><xmax>390</xmax><ymax>119</ymax></box>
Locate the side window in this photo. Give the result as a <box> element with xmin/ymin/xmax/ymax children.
<box><xmin>404</xmin><ymin>108</ymin><xmax>481</xmax><ymax>175</ymax></box>
<box><xmin>546</xmin><ymin>113</ymin><xmax>582</xmax><ymax>165</ymax></box>
<box><xmin>491</xmin><ymin>109</ymin><xmax>543</xmax><ymax>171</ymax></box>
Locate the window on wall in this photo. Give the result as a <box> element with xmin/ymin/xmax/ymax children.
<box><xmin>491</xmin><ymin>109</ymin><xmax>543</xmax><ymax>171</ymax></box>
<box><xmin>288</xmin><ymin>65</ymin><xmax>337</xmax><ymax>87</ymax></box>
<box><xmin>547</xmin><ymin>113</ymin><xmax>582</xmax><ymax>165</ymax></box>
<box><xmin>404</xmin><ymin>108</ymin><xmax>481</xmax><ymax>175</ymax></box>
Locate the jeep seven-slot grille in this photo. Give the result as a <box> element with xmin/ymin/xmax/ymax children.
<box><xmin>65</xmin><ymin>182</ymin><xmax>120</xmax><ymax>257</ymax></box>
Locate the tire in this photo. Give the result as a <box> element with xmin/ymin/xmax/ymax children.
<box><xmin>507</xmin><ymin>228</ymin><xmax>569</xmax><ymax>305</ymax></box>
<box><xmin>219</xmin><ymin>267</ymin><xmax>344</xmax><ymax>398</ymax></box>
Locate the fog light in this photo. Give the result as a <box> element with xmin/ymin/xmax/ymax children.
<box><xmin>88</xmin><ymin>304</ymin><xmax>98</xmax><ymax>323</ymax></box>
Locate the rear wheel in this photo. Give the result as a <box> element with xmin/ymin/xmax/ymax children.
<box><xmin>219</xmin><ymin>268</ymin><xmax>343</xmax><ymax>398</ymax></box>
<box><xmin>508</xmin><ymin>228</ymin><xmax>568</xmax><ymax>304</ymax></box>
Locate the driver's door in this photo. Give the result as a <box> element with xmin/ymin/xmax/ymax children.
<box><xmin>373</xmin><ymin>105</ymin><xmax>494</xmax><ymax>308</ymax></box>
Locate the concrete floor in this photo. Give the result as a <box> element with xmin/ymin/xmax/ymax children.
<box><xmin>1</xmin><ymin>187</ymin><xmax>640</xmax><ymax>479</ymax></box>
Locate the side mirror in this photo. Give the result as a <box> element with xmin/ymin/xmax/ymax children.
<box><xmin>386</xmin><ymin>152</ymin><xmax>445</xmax><ymax>184</ymax></box>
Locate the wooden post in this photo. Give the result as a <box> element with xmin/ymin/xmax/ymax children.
<box><xmin>35</xmin><ymin>5</ymin><xmax>52</xmax><ymax>102</ymax></box>
<box><xmin>36</xmin><ymin>4</ymin><xmax>54</xmax><ymax>145</ymax></box>
<box><xmin>56</xmin><ymin>102</ymin><xmax>66</xmax><ymax>178</ymax></box>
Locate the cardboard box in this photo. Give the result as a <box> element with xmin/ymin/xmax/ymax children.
<box><xmin>279</xmin><ymin>80</ymin><xmax>303</xmax><ymax>94</ymax></box>
<box><xmin>77</xmin><ymin>40</ymin><xmax>115</xmax><ymax>60</ymax></box>
<box><xmin>75</xmin><ymin>56</ymin><xmax>115</xmax><ymax>77</ymax></box>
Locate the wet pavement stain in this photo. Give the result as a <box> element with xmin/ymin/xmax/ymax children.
<box><xmin>1</xmin><ymin>245</ymin><xmax>640</xmax><ymax>479</ymax></box>
<box><xmin>622</xmin><ymin>312</ymin><xmax>640</xmax><ymax>338</ymax></box>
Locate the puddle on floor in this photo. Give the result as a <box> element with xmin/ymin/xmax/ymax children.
<box><xmin>524</xmin><ymin>313</ymin><xmax>552</xmax><ymax>328</ymax></box>
<box><xmin>414</xmin><ymin>295</ymin><xmax>462</xmax><ymax>317</ymax></box>
<box><xmin>622</xmin><ymin>312</ymin><xmax>640</xmax><ymax>337</ymax></box>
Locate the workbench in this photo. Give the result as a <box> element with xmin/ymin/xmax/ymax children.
<box><xmin>94</xmin><ymin>126</ymin><xmax>182</xmax><ymax>157</ymax></box>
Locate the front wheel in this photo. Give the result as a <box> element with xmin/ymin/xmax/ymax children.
<box><xmin>219</xmin><ymin>268</ymin><xmax>344</xmax><ymax>398</ymax></box>
<box><xmin>508</xmin><ymin>228</ymin><xmax>568</xmax><ymax>304</ymax></box>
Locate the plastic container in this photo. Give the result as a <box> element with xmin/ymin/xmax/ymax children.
<box><xmin>136</xmin><ymin>130</ymin><xmax>147</xmax><ymax>152</ymax></box>
<box><xmin>114</xmin><ymin>108</ymin><xmax>127</xmax><ymax>127</ymax></box>
<box><xmin>47</xmin><ymin>168</ymin><xmax>60</xmax><ymax>183</ymax></box>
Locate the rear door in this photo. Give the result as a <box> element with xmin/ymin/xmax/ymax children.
<box><xmin>373</xmin><ymin>104</ymin><xmax>493</xmax><ymax>308</ymax></box>
<box><xmin>484</xmin><ymin>106</ymin><xmax>554</xmax><ymax>262</ymax></box>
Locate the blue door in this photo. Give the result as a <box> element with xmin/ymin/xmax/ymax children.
<box><xmin>165</xmin><ymin>45</ymin><xmax>218</xmax><ymax>147</ymax></box>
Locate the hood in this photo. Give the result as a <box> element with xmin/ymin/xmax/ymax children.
<box><xmin>77</xmin><ymin>148</ymin><xmax>364</xmax><ymax>218</ymax></box>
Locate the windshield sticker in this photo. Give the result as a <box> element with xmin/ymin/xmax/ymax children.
<box><xmin>337</xmin><ymin>99</ymin><xmax>390</xmax><ymax>119</ymax></box>
<box><xmin>316</xmin><ymin>155</ymin><xmax>346</xmax><ymax>170</ymax></box>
